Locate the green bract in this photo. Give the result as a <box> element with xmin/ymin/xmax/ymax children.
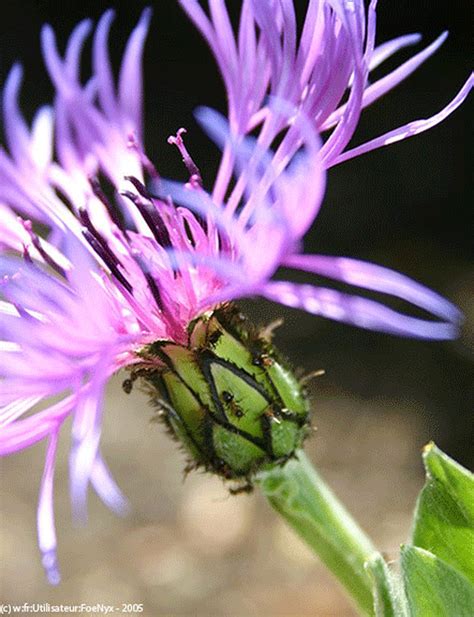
<box><xmin>132</xmin><ymin>305</ymin><xmax>311</xmax><ymax>481</ymax></box>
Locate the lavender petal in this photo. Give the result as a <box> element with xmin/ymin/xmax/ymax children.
<box><xmin>332</xmin><ymin>74</ymin><xmax>473</xmax><ymax>166</ymax></box>
<box><xmin>263</xmin><ymin>280</ymin><xmax>458</xmax><ymax>339</ymax></box>
<box><xmin>322</xmin><ymin>32</ymin><xmax>448</xmax><ymax>131</ymax></box>
<box><xmin>283</xmin><ymin>254</ymin><xmax>462</xmax><ymax>323</ymax></box>
<box><xmin>37</xmin><ymin>430</ymin><xmax>61</xmax><ymax>585</ymax></box>
<box><xmin>90</xmin><ymin>453</ymin><xmax>130</xmax><ymax>516</ymax></box>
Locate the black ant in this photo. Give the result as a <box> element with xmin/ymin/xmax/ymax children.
<box><xmin>207</xmin><ymin>328</ymin><xmax>223</xmax><ymax>347</ymax></box>
<box><xmin>122</xmin><ymin>378</ymin><xmax>134</xmax><ymax>394</ymax></box>
<box><xmin>221</xmin><ymin>391</ymin><xmax>245</xmax><ymax>418</ymax></box>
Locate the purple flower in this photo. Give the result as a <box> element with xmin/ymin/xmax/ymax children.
<box><xmin>0</xmin><ymin>3</ymin><xmax>471</xmax><ymax>583</ymax></box>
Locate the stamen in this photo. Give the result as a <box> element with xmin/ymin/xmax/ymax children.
<box><xmin>22</xmin><ymin>244</ymin><xmax>34</xmax><ymax>264</ymax></box>
<box><xmin>121</xmin><ymin>183</ymin><xmax>172</xmax><ymax>249</ymax></box>
<box><xmin>124</xmin><ymin>175</ymin><xmax>152</xmax><ymax>199</ymax></box>
<box><xmin>82</xmin><ymin>231</ymin><xmax>133</xmax><ymax>294</ymax></box>
<box><xmin>21</xmin><ymin>220</ymin><xmax>66</xmax><ymax>277</ymax></box>
<box><xmin>78</xmin><ymin>209</ymin><xmax>133</xmax><ymax>294</ymax></box>
<box><xmin>127</xmin><ymin>132</ymin><xmax>160</xmax><ymax>179</ymax></box>
<box><xmin>168</xmin><ymin>128</ymin><xmax>203</xmax><ymax>188</ymax></box>
<box><xmin>89</xmin><ymin>176</ymin><xmax>128</xmax><ymax>236</ymax></box>
<box><xmin>78</xmin><ymin>210</ymin><xmax>121</xmax><ymax>267</ymax></box>
<box><xmin>217</xmin><ymin>230</ymin><xmax>232</xmax><ymax>254</ymax></box>
<box><xmin>144</xmin><ymin>272</ymin><xmax>164</xmax><ymax>312</ymax></box>
<box><xmin>135</xmin><ymin>255</ymin><xmax>182</xmax><ymax>333</ymax></box>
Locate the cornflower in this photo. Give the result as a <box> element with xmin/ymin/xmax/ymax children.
<box><xmin>0</xmin><ymin>1</ymin><xmax>471</xmax><ymax>586</ymax></box>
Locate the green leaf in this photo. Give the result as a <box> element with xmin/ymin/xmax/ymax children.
<box><xmin>401</xmin><ymin>545</ymin><xmax>474</xmax><ymax>617</ymax></box>
<box><xmin>365</xmin><ymin>445</ymin><xmax>474</xmax><ymax>616</ymax></box>
<box><xmin>365</xmin><ymin>553</ymin><xmax>408</xmax><ymax>617</ymax></box>
<box><xmin>411</xmin><ymin>442</ymin><xmax>474</xmax><ymax>583</ymax></box>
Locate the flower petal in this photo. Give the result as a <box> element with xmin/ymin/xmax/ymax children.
<box><xmin>0</xmin><ymin>396</ymin><xmax>73</xmax><ymax>455</ymax></box>
<box><xmin>118</xmin><ymin>8</ymin><xmax>152</xmax><ymax>138</ymax></box>
<box><xmin>69</xmin><ymin>369</ymin><xmax>108</xmax><ymax>523</ymax></box>
<box><xmin>283</xmin><ymin>254</ymin><xmax>462</xmax><ymax>324</ymax></box>
<box><xmin>37</xmin><ymin>430</ymin><xmax>61</xmax><ymax>585</ymax></box>
<box><xmin>321</xmin><ymin>31</ymin><xmax>448</xmax><ymax>131</ymax></box>
<box><xmin>0</xmin><ymin>395</ymin><xmax>43</xmax><ymax>427</ymax></box>
<box><xmin>263</xmin><ymin>280</ymin><xmax>458</xmax><ymax>339</ymax></box>
<box><xmin>368</xmin><ymin>33</ymin><xmax>422</xmax><ymax>72</ymax></box>
<box><xmin>93</xmin><ymin>10</ymin><xmax>118</xmax><ymax>121</ymax></box>
<box><xmin>90</xmin><ymin>453</ymin><xmax>130</xmax><ymax>516</ymax></box>
<box><xmin>332</xmin><ymin>74</ymin><xmax>473</xmax><ymax>165</ymax></box>
<box><xmin>2</xmin><ymin>65</ymin><xmax>30</xmax><ymax>163</ymax></box>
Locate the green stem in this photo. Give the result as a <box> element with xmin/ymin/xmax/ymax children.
<box><xmin>256</xmin><ymin>450</ymin><xmax>377</xmax><ymax>616</ymax></box>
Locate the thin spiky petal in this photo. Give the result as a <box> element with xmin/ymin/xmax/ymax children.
<box><xmin>181</xmin><ymin>1</ymin><xmax>471</xmax><ymax>169</ymax></box>
<box><xmin>263</xmin><ymin>281</ymin><xmax>458</xmax><ymax>340</ymax></box>
<box><xmin>321</xmin><ymin>31</ymin><xmax>449</xmax><ymax>131</ymax></box>
<box><xmin>333</xmin><ymin>74</ymin><xmax>473</xmax><ymax>165</ymax></box>
<box><xmin>284</xmin><ymin>254</ymin><xmax>462</xmax><ymax>324</ymax></box>
<box><xmin>37</xmin><ymin>430</ymin><xmax>61</xmax><ymax>585</ymax></box>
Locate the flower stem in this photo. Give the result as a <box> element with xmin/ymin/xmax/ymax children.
<box><xmin>256</xmin><ymin>450</ymin><xmax>377</xmax><ymax>616</ymax></box>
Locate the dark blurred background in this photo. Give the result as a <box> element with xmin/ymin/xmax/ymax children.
<box><xmin>1</xmin><ymin>1</ymin><xmax>472</xmax><ymax>615</ymax></box>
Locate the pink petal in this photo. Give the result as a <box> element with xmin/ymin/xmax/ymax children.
<box><xmin>0</xmin><ymin>397</ymin><xmax>72</xmax><ymax>455</ymax></box>
<box><xmin>0</xmin><ymin>395</ymin><xmax>43</xmax><ymax>427</ymax></box>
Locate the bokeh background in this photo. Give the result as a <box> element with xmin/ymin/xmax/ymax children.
<box><xmin>1</xmin><ymin>1</ymin><xmax>472</xmax><ymax>616</ymax></box>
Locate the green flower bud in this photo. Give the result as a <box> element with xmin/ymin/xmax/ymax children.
<box><xmin>131</xmin><ymin>305</ymin><xmax>311</xmax><ymax>482</ymax></box>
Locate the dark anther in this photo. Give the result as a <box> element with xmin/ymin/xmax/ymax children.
<box><xmin>81</xmin><ymin>226</ymin><xmax>133</xmax><ymax>294</ymax></box>
<box><xmin>121</xmin><ymin>185</ymin><xmax>172</xmax><ymax>250</ymax></box>
<box><xmin>144</xmin><ymin>272</ymin><xmax>165</xmax><ymax>312</ymax></box>
<box><xmin>182</xmin><ymin>218</ymin><xmax>196</xmax><ymax>248</ymax></box>
<box><xmin>79</xmin><ymin>209</ymin><xmax>123</xmax><ymax>269</ymax></box>
<box><xmin>89</xmin><ymin>176</ymin><xmax>128</xmax><ymax>235</ymax></box>
<box><xmin>21</xmin><ymin>220</ymin><xmax>65</xmax><ymax>277</ymax></box>
<box><xmin>217</xmin><ymin>230</ymin><xmax>231</xmax><ymax>254</ymax></box>
<box><xmin>194</xmin><ymin>212</ymin><xmax>208</xmax><ymax>235</ymax></box>
<box><xmin>30</xmin><ymin>236</ymin><xmax>66</xmax><ymax>278</ymax></box>
<box><xmin>120</xmin><ymin>190</ymin><xmax>138</xmax><ymax>204</ymax></box>
<box><xmin>124</xmin><ymin>176</ymin><xmax>151</xmax><ymax>199</ymax></box>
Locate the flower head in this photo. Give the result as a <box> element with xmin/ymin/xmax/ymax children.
<box><xmin>0</xmin><ymin>3</ymin><xmax>471</xmax><ymax>583</ymax></box>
